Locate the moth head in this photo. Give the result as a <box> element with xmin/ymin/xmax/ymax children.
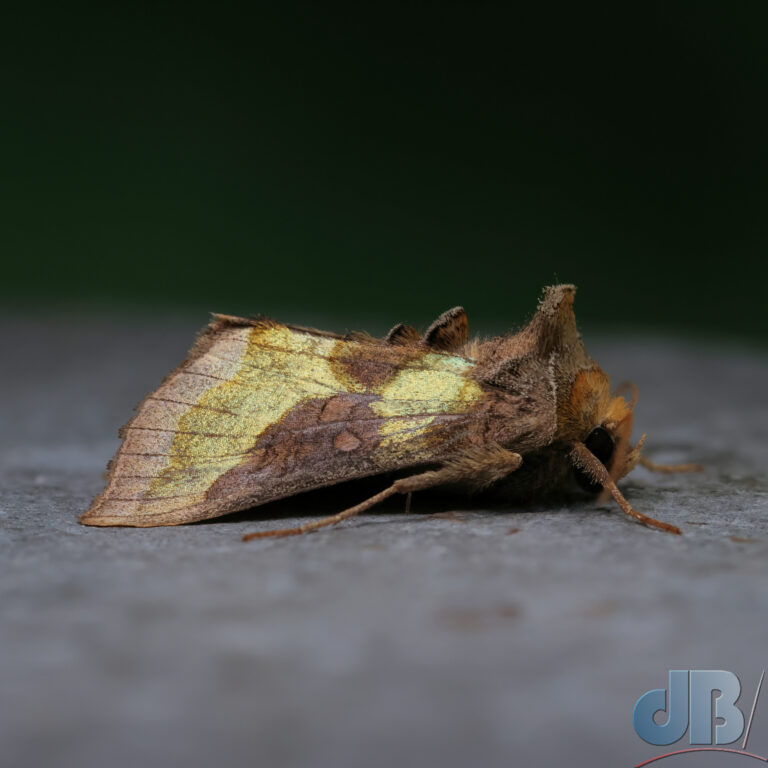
<box><xmin>572</xmin><ymin>382</ymin><xmax>644</xmax><ymax>492</ymax></box>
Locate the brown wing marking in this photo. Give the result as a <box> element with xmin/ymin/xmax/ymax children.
<box><xmin>204</xmin><ymin>394</ymin><xmax>478</xmax><ymax>510</ymax></box>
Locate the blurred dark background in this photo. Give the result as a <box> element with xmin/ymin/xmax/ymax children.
<box><xmin>2</xmin><ymin>2</ymin><xmax>766</xmax><ymax>340</ymax></box>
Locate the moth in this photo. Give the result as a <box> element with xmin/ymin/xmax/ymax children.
<box><xmin>81</xmin><ymin>285</ymin><xmax>699</xmax><ymax>539</ymax></box>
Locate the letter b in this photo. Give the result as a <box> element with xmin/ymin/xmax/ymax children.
<box><xmin>689</xmin><ymin>670</ymin><xmax>744</xmax><ymax>745</ymax></box>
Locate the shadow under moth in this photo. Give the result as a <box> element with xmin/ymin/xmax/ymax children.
<box><xmin>82</xmin><ymin>285</ymin><xmax>700</xmax><ymax>539</ymax></box>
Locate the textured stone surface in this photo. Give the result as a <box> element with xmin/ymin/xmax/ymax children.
<box><xmin>2</xmin><ymin>316</ymin><xmax>767</xmax><ymax>768</ymax></box>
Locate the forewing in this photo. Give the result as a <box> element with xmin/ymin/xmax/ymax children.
<box><xmin>82</xmin><ymin>316</ymin><xmax>484</xmax><ymax>526</ymax></box>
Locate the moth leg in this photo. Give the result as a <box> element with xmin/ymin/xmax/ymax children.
<box><xmin>243</xmin><ymin>484</ymin><xmax>404</xmax><ymax>541</ymax></box>
<box><xmin>242</xmin><ymin>444</ymin><xmax>522</xmax><ymax>541</ymax></box>
<box><xmin>570</xmin><ymin>442</ymin><xmax>682</xmax><ymax>535</ymax></box>
<box><xmin>639</xmin><ymin>455</ymin><xmax>703</xmax><ymax>474</ymax></box>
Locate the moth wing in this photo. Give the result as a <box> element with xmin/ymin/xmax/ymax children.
<box><xmin>82</xmin><ymin>316</ymin><xmax>485</xmax><ymax>526</ymax></box>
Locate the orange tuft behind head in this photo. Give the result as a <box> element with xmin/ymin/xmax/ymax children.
<box><xmin>558</xmin><ymin>367</ymin><xmax>644</xmax><ymax>484</ymax></box>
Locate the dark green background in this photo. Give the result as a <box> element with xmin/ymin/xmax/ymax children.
<box><xmin>3</xmin><ymin>3</ymin><xmax>766</xmax><ymax>339</ymax></box>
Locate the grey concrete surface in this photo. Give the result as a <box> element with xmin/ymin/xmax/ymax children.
<box><xmin>1</xmin><ymin>316</ymin><xmax>767</xmax><ymax>768</ymax></box>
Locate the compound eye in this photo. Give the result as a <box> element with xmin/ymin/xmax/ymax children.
<box><xmin>573</xmin><ymin>426</ymin><xmax>615</xmax><ymax>493</ymax></box>
<box><xmin>585</xmin><ymin>426</ymin><xmax>614</xmax><ymax>466</ymax></box>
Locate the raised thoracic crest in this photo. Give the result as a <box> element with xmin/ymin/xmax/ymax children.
<box><xmin>81</xmin><ymin>285</ymin><xmax>699</xmax><ymax>539</ymax></box>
